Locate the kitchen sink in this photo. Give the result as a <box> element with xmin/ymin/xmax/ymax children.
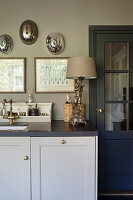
<box><xmin>0</xmin><ymin>125</ymin><xmax>28</xmax><ymax>131</ymax></box>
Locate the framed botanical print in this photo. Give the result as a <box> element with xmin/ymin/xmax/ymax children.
<box><xmin>35</xmin><ymin>57</ymin><xmax>74</xmax><ymax>93</ymax></box>
<box><xmin>0</xmin><ymin>57</ymin><xmax>26</xmax><ymax>93</ymax></box>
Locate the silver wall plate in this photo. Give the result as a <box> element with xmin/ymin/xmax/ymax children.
<box><xmin>19</xmin><ymin>19</ymin><xmax>38</xmax><ymax>45</ymax></box>
<box><xmin>0</xmin><ymin>34</ymin><xmax>13</xmax><ymax>54</ymax></box>
<box><xmin>46</xmin><ymin>32</ymin><xmax>65</xmax><ymax>55</ymax></box>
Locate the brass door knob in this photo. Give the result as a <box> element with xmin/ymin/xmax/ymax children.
<box><xmin>24</xmin><ymin>156</ymin><xmax>28</xmax><ymax>160</ymax></box>
<box><xmin>61</xmin><ymin>140</ymin><xmax>65</xmax><ymax>144</ymax></box>
<box><xmin>97</xmin><ymin>108</ymin><xmax>103</xmax><ymax>113</ymax></box>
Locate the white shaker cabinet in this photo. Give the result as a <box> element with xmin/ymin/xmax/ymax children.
<box><xmin>31</xmin><ymin>137</ymin><xmax>97</xmax><ymax>200</ymax></box>
<box><xmin>0</xmin><ymin>137</ymin><xmax>30</xmax><ymax>200</ymax></box>
<box><xmin>0</xmin><ymin>136</ymin><xmax>97</xmax><ymax>200</ymax></box>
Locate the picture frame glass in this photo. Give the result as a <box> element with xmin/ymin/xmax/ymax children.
<box><xmin>35</xmin><ymin>58</ymin><xmax>74</xmax><ymax>93</ymax></box>
<box><xmin>0</xmin><ymin>58</ymin><xmax>25</xmax><ymax>93</ymax></box>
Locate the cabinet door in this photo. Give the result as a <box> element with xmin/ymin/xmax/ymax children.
<box><xmin>31</xmin><ymin>137</ymin><xmax>97</xmax><ymax>200</ymax></box>
<box><xmin>0</xmin><ymin>137</ymin><xmax>30</xmax><ymax>200</ymax></box>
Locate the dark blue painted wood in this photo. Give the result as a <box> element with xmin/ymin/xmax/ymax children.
<box><xmin>89</xmin><ymin>26</ymin><xmax>133</xmax><ymax>192</ymax></box>
<box><xmin>99</xmin><ymin>197</ymin><xmax>133</xmax><ymax>200</ymax></box>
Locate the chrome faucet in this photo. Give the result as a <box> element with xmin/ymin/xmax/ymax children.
<box><xmin>2</xmin><ymin>99</ymin><xmax>19</xmax><ymax>125</ymax></box>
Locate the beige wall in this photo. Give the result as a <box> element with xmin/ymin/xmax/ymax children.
<box><xmin>0</xmin><ymin>0</ymin><xmax>132</xmax><ymax>120</ymax></box>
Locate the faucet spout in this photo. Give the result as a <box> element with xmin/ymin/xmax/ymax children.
<box><xmin>2</xmin><ymin>99</ymin><xmax>19</xmax><ymax>125</ymax></box>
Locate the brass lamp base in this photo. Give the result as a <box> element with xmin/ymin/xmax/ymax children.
<box><xmin>69</xmin><ymin>77</ymin><xmax>87</xmax><ymax>127</ymax></box>
<box><xmin>69</xmin><ymin>115</ymin><xmax>87</xmax><ymax>127</ymax></box>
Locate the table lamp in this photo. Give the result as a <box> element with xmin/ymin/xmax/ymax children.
<box><xmin>66</xmin><ymin>57</ymin><xmax>97</xmax><ymax>126</ymax></box>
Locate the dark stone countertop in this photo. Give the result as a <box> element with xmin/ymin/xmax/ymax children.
<box><xmin>0</xmin><ymin>120</ymin><xmax>98</xmax><ymax>137</ymax></box>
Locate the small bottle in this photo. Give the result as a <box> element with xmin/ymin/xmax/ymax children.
<box><xmin>28</xmin><ymin>94</ymin><xmax>32</xmax><ymax>103</ymax></box>
<box><xmin>28</xmin><ymin>87</ymin><xmax>33</xmax><ymax>103</ymax></box>
<box><xmin>1</xmin><ymin>99</ymin><xmax>7</xmax><ymax>117</ymax></box>
<box><xmin>1</xmin><ymin>104</ymin><xmax>6</xmax><ymax>117</ymax></box>
<box><xmin>35</xmin><ymin>103</ymin><xmax>37</xmax><ymax>109</ymax></box>
<box><xmin>18</xmin><ymin>108</ymin><xmax>20</xmax><ymax>117</ymax></box>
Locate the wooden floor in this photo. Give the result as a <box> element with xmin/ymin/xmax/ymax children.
<box><xmin>99</xmin><ymin>196</ymin><xmax>133</xmax><ymax>200</ymax></box>
<box><xmin>99</xmin><ymin>191</ymin><xmax>133</xmax><ymax>200</ymax></box>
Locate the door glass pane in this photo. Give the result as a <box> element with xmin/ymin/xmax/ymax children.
<box><xmin>130</xmin><ymin>73</ymin><xmax>133</xmax><ymax>100</ymax></box>
<box><xmin>105</xmin><ymin>42</ymin><xmax>127</xmax><ymax>70</ymax></box>
<box><xmin>130</xmin><ymin>42</ymin><xmax>133</xmax><ymax>71</ymax></box>
<box><xmin>105</xmin><ymin>73</ymin><xmax>128</xmax><ymax>101</ymax></box>
<box><xmin>105</xmin><ymin>103</ymin><xmax>127</xmax><ymax>131</ymax></box>
<box><xmin>129</xmin><ymin>103</ymin><xmax>133</xmax><ymax>130</ymax></box>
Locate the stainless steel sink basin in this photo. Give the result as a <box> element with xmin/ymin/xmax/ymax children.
<box><xmin>0</xmin><ymin>125</ymin><xmax>28</xmax><ymax>131</ymax></box>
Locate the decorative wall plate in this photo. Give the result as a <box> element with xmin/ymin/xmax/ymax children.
<box><xmin>19</xmin><ymin>20</ymin><xmax>38</xmax><ymax>45</ymax></box>
<box><xmin>0</xmin><ymin>34</ymin><xmax>13</xmax><ymax>54</ymax></box>
<box><xmin>46</xmin><ymin>32</ymin><xmax>65</xmax><ymax>55</ymax></box>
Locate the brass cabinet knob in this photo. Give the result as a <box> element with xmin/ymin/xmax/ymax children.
<box><xmin>61</xmin><ymin>140</ymin><xmax>65</xmax><ymax>144</ymax></box>
<box><xmin>24</xmin><ymin>156</ymin><xmax>28</xmax><ymax>160</ymax></box>
<box><xmin>97</xmin><ymin>108</ymin><xmax>103</xmax><ymax>113</ymax></box>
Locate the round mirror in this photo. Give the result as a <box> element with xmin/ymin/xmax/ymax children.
<box><xmin>0</xmin><ymin>34</ymin><xmax>13</xmax><ymax>54</ymax></box>
<box><xmin>19</xmin><ymin>20</ymin><xmax>38</xmax><ymax>45</ymax></box>
<box><xmin>46</xmin><ymin>32</ymin><xmax>65</xmax><ymax>55</ymax></box>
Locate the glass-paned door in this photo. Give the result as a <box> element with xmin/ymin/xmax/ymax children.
<box><xmin>95</xmin><ymin>32</ymin><xmax>133</xmax><ymax>191</ymax></box>
<box><xmin>105</xmin><ymin>42</ymin><xmax>128</xmax><ymax>131</ymax></box>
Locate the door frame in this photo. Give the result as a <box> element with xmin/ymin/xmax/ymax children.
<box><xmin>89</xmin><ymin>25</ymin><xmax>133</xmax><ymax>127</ymax></box>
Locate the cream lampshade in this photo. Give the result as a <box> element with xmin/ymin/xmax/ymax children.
<box><xmin>66</xmin><ymin>57</ymin><xmax>97</xmax><ymax>126</ymax></box>
<box><xmin>66</xmin><ymin>57</ymin><xmax>97</xmax><ymax>79</ymax></box>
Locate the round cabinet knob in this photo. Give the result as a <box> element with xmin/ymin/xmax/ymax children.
<box><xmin>97</xmin><ymin>108</ymin><xmax>103</xmax><ymax>113</ymax></box>
<box><xmin>24</xmin><ymin>156</ymin><xmax>28</xmax><ymax>160</ymax></box>
<box><xmin>61</xmin><ymin>140</ymin><xmax>65</xmax><ymax>144</ymax></box>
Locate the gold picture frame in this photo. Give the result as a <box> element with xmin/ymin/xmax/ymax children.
<box><xmin>0</xmin><ymin>57</ymin><xmax>26</xmax><ymax>93</ymax></box>
<box><xmin>35</xmin><ymin>57</ymin><xmax>74</xmax><ymax>93</ymax></box>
